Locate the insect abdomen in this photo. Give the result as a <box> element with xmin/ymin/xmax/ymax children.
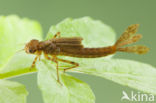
<box><xmin>59</xmin><ymin>46</ymin><xmax>116</xmax><ymax>58</ymax></box>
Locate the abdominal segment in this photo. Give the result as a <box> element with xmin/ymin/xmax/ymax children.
<box><xmin>58</xmin><ymin>46</ymin><xmax>116</xmax><ymax>58</ymax></box>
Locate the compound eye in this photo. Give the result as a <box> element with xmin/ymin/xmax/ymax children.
<box><xmin>29</xmin><ymin>49</ymin><xmax>35</xmax><ymax>53</ymax></box>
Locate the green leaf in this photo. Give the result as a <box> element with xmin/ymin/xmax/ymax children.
<box><xmin>37</xmin><ymin>60</ymin><xmax>95</xmax><ymax>103</ymax></box>
<box><xmin>47</xmin><ymin>17</ymin><xmax>115</xmax><ymax>47</ymax></box>
<box><xmin>0</xmin><ymin>79</ymin><xmax>28</xmax><ymax>103</ymax></box>
<box><xmin>0</xmin><ymin>15</ymin><xmax>42</xmax><ymax>78</ymax></box>
<box><xmin>0</xmin><ymin>52</ymin><xmax>36</xmax><ymax>79</ymax></box>
<box><xmin>72</xmin><ymin>59</ymin><xmax>156</xmax><ymax>95</ymax></box>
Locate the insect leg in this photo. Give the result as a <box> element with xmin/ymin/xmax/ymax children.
<box><xmin>53</xmin><ymin>32</ymin><xmax>61</xmax><ymax>38</ymax></box>
<box><xmin>44</xmin><ymin>54</ymin><xmax>60</xmax><ymax>83</ymax></box>
<box><xmin>55</xmin><ymin>58</ymin><xmax>60</xmax><ymax>83</ymax></box>
<box><xmin>52</xmin><ymin>56</ymin><xmax>60</xmax><ymax>83</ymax></box>
<box><xmin>57</xmin><ymin>58</ymin><xmax>79</xmax><ymax>72</ymax></box>
<box><xmin>31</xmin><ymin>55</ymin><xmax>40</xmax><ymax>69</ymax></box>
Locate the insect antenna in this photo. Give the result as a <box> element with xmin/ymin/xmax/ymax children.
<box><xmin>15</xmin><ymin>42</ymin><xmax>27</xmax><ymax>53</ymax></box>
<box><xmin>16</xmin><ymin>48</ymin><xmax>25</xmax><ymax>53</ymax></box>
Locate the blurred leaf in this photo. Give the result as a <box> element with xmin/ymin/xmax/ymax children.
<box><xmin>0</xmin><ymin>15</ymin><xmax>42</xmax><ymax>78</ymax></box>
<box><xmin>71</xmin><ymin>59</ymin><xmax>156</xmax><ymax>95</ymax></box>
<box><xmin>0</xmin><ymin>52</ymin><xmax>36</xmax><ymax>79</ymax></box>
<box><xmin>0</xmin><ymin>79</ymin><xmax>28</xmax><ymax>103</ymax></box>
<box><xmin>37</xmin><ymin>60</ymin><xmax>95</xmax><ymax>103</ymax></box>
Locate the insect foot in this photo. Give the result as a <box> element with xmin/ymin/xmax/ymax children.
<box><xmin>29</xmin><ymin>65</ymin><xmax>35</xmax><ymax>71</ymax></box>
<box><xmin>57</xmin><ymin>78</ymin><xmax>63</xmax><ymax>86</ymax></box>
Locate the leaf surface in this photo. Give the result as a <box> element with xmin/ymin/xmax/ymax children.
<box><xmin>0</xmin><ymin>79</ymin><xmax>28</xmax><ymax>103</ymax></box>
<box><xmin>0</xmin><ymin>15</ymin><xmax>42</xmax><ymax>78</ymax></box>
<box><xmin>37</xmin><ymin>60</ymin><xmax>95</xmax><ymax>103</ymax></box>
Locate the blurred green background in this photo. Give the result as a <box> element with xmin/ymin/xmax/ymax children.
<box><xmin>0</xmin><ymin>0</ymin><xmax>156</xmax><ymax>103</ymax></box>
